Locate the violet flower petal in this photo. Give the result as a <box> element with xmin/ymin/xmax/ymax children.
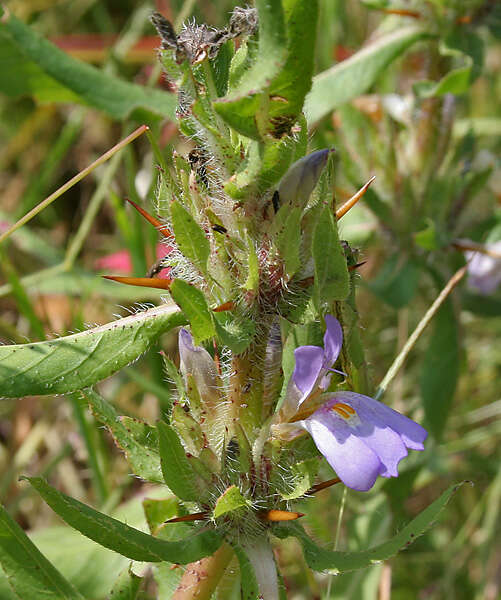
<box><xmin>333</xmin><ymin>392</ymin><xmax>428</xmax><ymax>451</ymax></box>
<box><xmin>322</xmin><ymin>314</ymin><xmax>343</xmax><ymax>366</ymax></box>
<box><xmin>350</xmin><ymin>417</ymin><xmax>408</xmax><ymax>478</ymax></box>
<box><xmin>302</xmin><ymin>413</ymin><xmax>382</xmax><ymax>491</ymax></box>
<box><xmin>292</xmin><ymin>345</ymin><xmax>325</xmax><ymax>397</ymax></box>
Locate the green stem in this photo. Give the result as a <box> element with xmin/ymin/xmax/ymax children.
<box><xmin>228</xmin><ymin>332</ymin><xmax>270</xmax><ymax>438</ymax></box>
<box><xmin>242</xmin><ymin>535</ymin><xmax>280</xmax><ymax>600</ymax></box>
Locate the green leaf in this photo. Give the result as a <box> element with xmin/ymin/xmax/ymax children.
<box><xmin>368</xmin><ymin>254</ymin><xmax>420</xmax><ymax>309</ymax></box>
<box><xmin>420</xmin><ymin>301</ymin><xmax>459</xmax><ymax>441</ymax></box>
<box><xmin>462</xmin><ymin>291</ymin><xmax>501</xmax><ymax>317</ymax></box>
<box><xmin>83</xmin><ymin>389</ymin><xmax>164</xmax><ymax>484</ymax></box>
<box><xmin>274</xmin><ymin>483</ymin><xmax>465</xmax><ymax>573</ymax></box>
<box><xmin>267</xmin><ymin>0</ymin><xmax>319</xmax><ymax>126</ymax></box>
<box><xmin>143</xmin><ymin>497</ymin><xmax>182</xmax><ymax>535</ymax></box>
<box><xmin>24</xmin><ymin>477</ymin><xmax>222</xmax><ymax>564</ymax></box>
<box><xmin>414</xmin><ymin>29</ymin><xmax>484</xmax><ymax>98</ymax></box>
<box><xmin>214</xmin><ymin>0</ymin><xmax>287</xmax><ymax>139</ymax></box>
<box><xmin>171</xmin><ymin>404</ymin><xmax>205</xmax><ymax>455</ymax></box>
<box><xmin>277</xmin><ymin>459</ymin><xmax>319</xmax><ymax>500</ymax></box>
<box><xmin>312</xmin><ymin>207</ymin><xmax>350</xmax><ymax>306</ymax></box>
<box><xmin>108</xmin><ymin>567</ymin><xmax>141</xmax><ymax>600</ymax></box>
<box><xmin>305</xmin><ymin>26</ymin><xmax>430</xmax><ymax>124</ymax></box>
<box><xmin>0</xmin><ymin>14</ymin><xmax>176</xmax><ymax>120</ymax></box>
<box><xmin>213</xmin><ymin>486</ymin><xmax>248</xmax><ymax>519</ymax></box>
<box><xmin>157</xmin><ymin>421</ymin><xmax>203</xmax><ymax>502</ymax></box>
<box><xmin>169</xmin><ymin>279</ymin><xmax>215</xmax><ymax>344</ymax></box>
<box><xmin>0</xmin><ymin>304</ymin><xmax>185</xmax><ymax>398</ymax></box>
<box><xmin>0</xmin><ymin>503</ymin><xmax>85</xmax><ymax>600</ymax></box>
<box><xmin>224</xmin><ymin>138</ymin><xmax>294</xmax><ymax>199</ymax></box>
<box><xmin>170</xmin><ymin>201</ymin><xmax>210</xmax><ymax>275</ymax></box>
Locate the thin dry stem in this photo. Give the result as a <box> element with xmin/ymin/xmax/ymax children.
<box><xmin>375</xmin><ymin>265</ymin><xmax>467</xmax><ymax>399</ymax></box>
<box><xmin>0</xmin><ymin>125</ymin><xmax>148</xmax><ymax>245</ymax></box>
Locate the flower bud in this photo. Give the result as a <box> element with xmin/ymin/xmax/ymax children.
<box><xmin>277</xmin><ymin>149</ymin><xmax>331</xmax><ymax>209</ymax></box>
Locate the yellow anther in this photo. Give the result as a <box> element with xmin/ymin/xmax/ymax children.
<box><xmin>331</xmin><ymin>403</ymin><xmax>356</xmax><ymax>419</ymax></box>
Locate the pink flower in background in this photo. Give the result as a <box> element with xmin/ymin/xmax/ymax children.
<box><xmin>95</xmin><ymin>242</ymin><xmax>172</xmax><ymax>278</ymax></box>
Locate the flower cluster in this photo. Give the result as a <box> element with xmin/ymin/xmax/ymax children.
<box><xmin>180</xmin><ymin>314</ymin><xmax>427</xmax><ymax>493</ymax></box>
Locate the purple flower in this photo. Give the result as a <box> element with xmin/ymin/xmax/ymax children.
<box><xmin>302</xmin><ymin>391</ymin><xmax>427</xmax><ymax>491</ymax></box>
<box><xmin>278</xmin><ymin>315</ymin><xmax>427</xmax><ymax>491</ymax></box>
<box><xmin>466</xmin><ymin>241</ymin><xmax>501</xmax><ymax>295</ymax></box>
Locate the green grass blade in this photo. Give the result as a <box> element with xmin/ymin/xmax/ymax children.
<box><xmin>0</xmin><ymin>504</ymin><xmax>85</xmax><ymax>600</ymax></box>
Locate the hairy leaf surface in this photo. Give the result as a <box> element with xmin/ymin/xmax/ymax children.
<box><xmin>0</xmin><ymin>304</ymin><xmax>185</xmax><ymax>398</ymax></box>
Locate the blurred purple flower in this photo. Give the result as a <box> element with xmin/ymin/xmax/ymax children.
<box><xmin>280</xmin><ymin>315</ymin><xmax>427</xmax><ymax>491</ymax></box>
<box><xmin>302</xmin><ymin>391</ymin><xmax>427</xmax><ymax>491</ymax></box>
<box><xmin>466</xmin><ymin>241</ymin><xmax>501</xmax><ymax>295</ymax></box>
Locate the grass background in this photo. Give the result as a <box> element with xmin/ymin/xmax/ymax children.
<box><xmin>0</xmin><ymin>1</ymin><xmax>500</xmax><ymax>598</ymax></box>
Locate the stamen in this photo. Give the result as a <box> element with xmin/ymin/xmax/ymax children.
<box><xmin>331</xmin><ymin>402</ymin><xmax>357</xmax><ymax>419</ymax></box>
<box><xmin>102</xmin><ymin>275</ymin><xmax>173</xmax><ymax>290</ymax></box>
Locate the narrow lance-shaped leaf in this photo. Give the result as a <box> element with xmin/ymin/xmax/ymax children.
<box><xmin>0</xmin><ymin>304</ymin><xmax>185</xmax><ymax>398</ymax></box>
<box><xmin>273</xmin><ymin>482</ymin><xmax>465</xmax><ymax>573</ymax></box>
<box><xmin>0</xmin><ymin>13</ymin><xmax>176</xmax><ymax>120</ymax></box>
<box><xmin>170</xmin><ymin>201</ymin><xmax>210</xmax><ymax>275</ymax></box>
<box><xmin>267</xmin><ymin>0</ymin><xmax>319</xmax><ymax>125</ymax></box>
<box><xmin>83</xmin><ymin>389</ymin><xmax>164</xmax><ymax>484</ymax></box>
<box><xmin>0</xmin><ymin>503</ymin><xmax>85</xmax><ymax>600</ymax></box>
<box><xmin>24</xmin><ymin>477</ymin><xmax>222</xmax><ymax>564</ymax></box>
<box><xmin>305</xmin><ymin>26</ymin><xmax>431</xmax><ymax>124</ymax></box>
